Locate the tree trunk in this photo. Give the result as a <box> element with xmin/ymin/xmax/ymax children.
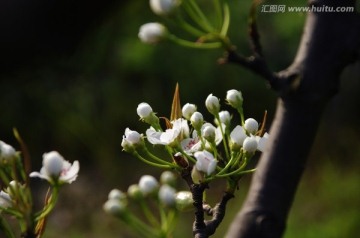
<box><xmin>226</xmin><ymin>0</ymin><xmax>360</xmax><ymax>237</ymax></box>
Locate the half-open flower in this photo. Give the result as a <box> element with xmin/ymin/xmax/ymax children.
<box><xmin>121</xmin><ymin>128</ymin><xmax>143</xmax><ymax>152</ymax></box>
<box><xmin>229</xmin><ymin>125</ymin><xmax>247</xmax><ymax>151</ymax></box>
<box><xmin>30</xmin><ymin>151</ymin><xmax>79</xmax><ymax>185</ymax></box>
<box><xmin>0</xmin><ymin>140</ymin><xmax>16</xmax><ymax>164</ymax></box>
<box><xmin>256</xmin><ymin>132</ymin><xmax>269</xmax><ymax>152</ymax></box>
<box><xmin>194</xmin><ymin>150</ymin><xmax>217</xmax><ymax>175</ymax></box>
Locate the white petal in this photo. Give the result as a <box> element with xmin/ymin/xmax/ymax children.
<box><xmin>60</xmin><ymin>161</ymin><xmax>80</xmax><ymax>184</ymax></box>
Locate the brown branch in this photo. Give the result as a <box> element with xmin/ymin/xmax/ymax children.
<box><xmin>225</xmin><ymin>0</ymin><xmax>360</xmax><ymax>237</ymax></box>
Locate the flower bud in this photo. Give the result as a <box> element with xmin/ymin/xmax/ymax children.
<box><xmin>0</xmin><ymin>141</ymin><xmax>16</xmax><ymax>163</ymax></box>
<box><xmin>229</xmin><ymin>125</ymin><xmax>247</xmax><ymax>151</ymax></box>
<box><xmin>108</xmin><ymin>189</ymin><xmax>127</xmax><ymax>201</ymax></box>
<box><xmin>175</xmin><ymin>191</ymin><xmax>194</xmax><ymax>212</ymax></box>
<box><xmin>127</xmin><ymin>184</ymin><xmax>143</xmax><ymax>200</ymax></box>
<box><xmin>158</xmin><ymin>184</ymin><xmax>176</xmax><ymax>207</ymax></box>
<box><xmin>217</xmin><ymin>111</ymin><xmax>231</xmax><ymax>127</ymax></box>
<box><xmin>103</xmin><ymin>199</ymin><xmax>127</xmax><ymax>217</ymax></box>
<box><xmin>137</xmin><ymin>102</ymin><xmax>159</xmax><ymax>125</ymax></box>
<box><xmin>243</xmin><ymin>136</ymin><xmax>258</xmax><ymax>153</ymax></box>
<box><xmin>191</xmin><ymin>166</ymin><xmax>203</xmax><ymax>184</ymax></box>
<box><xmin>160</xmin><ymin>171</ymin><xmax>177</xmax><ymax>187</ymax></box>
<box><xmin>202</xmin><ymin>125</ymin><xmax>216</xmax><ymax>143</ymax></box>
<box><xmin>190</xmin><ymin>112</ymin><xmax>203</xmax><ymax>131</ymax></box>
<box><xmin>205</xmin><ymin>94</ymin><xmax>220</xmax><ymax>115</ymax></box>
<box><xmin>150</xmin><ymin>0</ymin><xmax>180</xmax><ymax>16</ymax></box>
<box><xmin>138</xmin><ymin>23</ymin><xmax>167</xmax><ymax>44</ymax></box>
<box><xmin>182</xmin><ymin>103</ymin><xmax>197</xmax><ymax>120</ymax></box>
<box><xmin>138</xmin><ymin>175</ymin><xmax>159</xmax><ymax>196</ymax></box>
<box><xmin>244</xmin><ymin>118</ymin><xmax>258</xmax><ymax>135</ymax></box>
<box><xmin>226</xmin><ymin>89</ymin><xmax>243</xmax><ymax>109</ymax></box>
<box><xmin>0</xmin><ymin>191</ymin><xmax>12</xmax><ymax>209</ymax></box>
<box><xmin>43</xmin><ymin>151</ymin><xmax>64</xmax><ymax>177</ymax></box>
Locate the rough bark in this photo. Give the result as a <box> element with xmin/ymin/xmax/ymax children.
<box><xmin>225</xmin><ymin>0</ymin><xmax>360</xmax><ymax>237</ymax></box>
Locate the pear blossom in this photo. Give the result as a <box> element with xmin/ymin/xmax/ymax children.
<box><xmin>256</xmin><ymin>132</ymin><xmax>269</xmax><ymax>152</ymax></box>
<box><xmin>0</xmin><ymin>191</ymin><xmax>12</xmax><ymax>209</ymax></box>
<box><xmin>175</xmin><ymin>191</ymin><xmax>193</xmax><ymax>212</ymax></box>
<box><xmin>182</xmin><ymin>103</ymin><xmax>197</xmax><ymax>120</ymax></box>
<box><xmin>230</xmin><ymin>125</ymin><xmax>247</xmax><ymax>151</ymax></box>
<box><xmin>205</xmin><ymin>94</ymin><xmax>220</xmax><ymax>115</ymax></box>
<box><xmin>108</xmin><ymin>189</ymin><xmax>127</xmax><ymax>201</ymax></box>
<box><xmin>201</xmin><ymin>123</ymin><xmax>223</xmax><ymax>146</ymax></box>
<box><xmin>150</xmin><ymin>0</ymin><xmax>180</xmax><ymax>15</ymax></box>
<box><xmin>158</xmin><ymin>184</ymin><xmax>176</xmax><ymax>206</ymax></box>
<box><xmin>127</xmin><ymin>184</ymin><xmax>143</xmax><ymax>200</ymax></box>
<box><xmin>121</xmin><ymin>128</ymin><xmax>143</xmax><ymax>152</ymax></box>
<box><xmin>0</xmin><ymin>140</ymin><xmax>16</xmax><ymax>163</ymax></box>
<box><xmin>226</xmin><ymin>89</ymin><xmax>243</xmax><ymax>109</ymax></box>
<box><xmin>217</xmin><ymin>110</ymin><xmax>231</xmax><ymax>127</ymax></box>
<box><xmin>138</xmin><ymin>23</ymin><xmax>167</xmax><ymax>44</ymax></box>
<box><xmin>138</xmin><ymin>175</ymin><xmax>159</xmax><ymax>196</ymax></box>
<box><xmin>160</xmin><ymin>171</ymin><xmax>177</xmax><ymax>186</ymax></box>
<box><xmin>190</xmin><ymin>111</ymin><xmax>204</xmax><ymax>130</ymax></box>
<box><xmin>244</xmin><ymin>118</ymin><xmax>258</xmax><ymax>135</ymax></box>
<box><xmin>103</xmin><ymin>198</ymin><xmax>127</xmax><ymax>216</ymax></box>
<box><xmin>243</xmin><ymin>136</ymin><xmax>258</xmax><ymax>153</ymax></box>
<box><xmin>202</xmin><ymin>125</ymin><xmax>216</xmax><ymax>143</ymax></box>
<box><xmin>180</xmin><ymin>131</ymin><xmax>201</xmax><ymax>154</ymax></box>
<box><xmin>30</xmin><ymin>151</ymin><xmax>79</xmax><ymax>185</ymax></box>
<box><xmin>194</xmin><ymin>150</ymin><xmax>217</xmax><ymax>175</ymax></box>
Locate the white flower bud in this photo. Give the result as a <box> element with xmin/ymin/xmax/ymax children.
<box><xmin>158</xmin><ymin>184</ymin><xmax>176</xmax><ymax>207</ymax></box>
<box><xmin>137</xmin><ymin>102</ymin><xmax>153</xmax><ymax>118</ymax></box>
<box><xmin>175</xmin><ymin>191</ymin><xmax>194</xmax><ymax>212</ymax></box>
<box><xmin>244</xmin><ymin>118</ymin><xmax>258</xmax><ymax>135</ymax></box>
<box><xmin>0</xmin><ymin>191</ymin><xmax>12</xmax><ymax>209</ymax></box>
<box><xmin>182</xmin><ymin>103</ymin><xmax>197</xmax><ymax>120</ymax></box>
<box><xmin>202</xmin><ymin>125</ymin><xmax>216</xmax><ymax>143</ymax></box>
<box><xmin>243</xmin><ymin>136</ymin><xmax>258</xmax><ymax>153</ymax></box>
<box><xmin>0</xmin><ymin>141</ymin><xmax>16</xmax><ymax>163</ymax></box>
<box><xmin>205</xmin><ymin>94</ymin><xmax>220</xmax><ymax>115</ymax></box>
<box><xmin>226</xmin><ymin>89</ymin><xmax>243</xmax><ymax>109</ymax></box>
<box><xmin>190</xmin><ymin>112</ymin><xmax>203</xmax><ymax>131</ymax></box>
<box><xmin>103</xmin><ymin>199</ymin><xmax>127</xmax><ymax>217</ymax></box>
<box><xmin>150</xmin><ymin>0</ymin><xmax>180</xmax><ymax>16</ymax></box>
<box><xmin>138</xmin><ymin>23</ymin><xmax>167</xmax><ymax>44</ymax></box>
<box><xmin>43</xmin><ymin>151</ymin><xmax>64</xmax><ymax>177</ymax></box>
<box><xmin>138</xmin><ymin>175</ymin><xmax>159</xmax><ymax>196</ymax></box>
<box><xmin>160</xmin><ymin>171</ymin><xmax>177</xmax><ymax>186</ymax></box>
<box><xmin>217</xmin><ymin>111</ymin><xmax>231</xmax><ymax>126</ymax></box>
<box><xmin>127</xmin><ymin>184</ymin><xmax>143</xmax><ymax>200</ymax></box>
<box><xmin>108</xmin><ymin>189</ymin><xmax>127</xmax><ymax>201</ymax></box>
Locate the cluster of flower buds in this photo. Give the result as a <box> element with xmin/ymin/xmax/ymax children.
<box><xmin>0</xmin><ymin>138</ymin><xmax>79</xmax><ymax>237</ymax></box>
<box><xmin>138</xmin><ymin>0</ymin><xmax>232</xmax><ymax>49</ymax></box>
<box><xmin>121</xmin><ymin>89</ymin><xmax>269</xmax><ymax>185</ymax></box>
<box><xmin>104</xmin><ymin>171</ymin><xmax>193</xmax><ymax>237</ymax></box>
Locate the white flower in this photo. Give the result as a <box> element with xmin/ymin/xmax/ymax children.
<box><xmin>205</xmin><ymin>94</ymin><xmax>220</xmax><ymax>115</ymax></box>
<box><xmin>0</xmin><ymin>141</ymin><xmax>16</xmax><ymax>163</ymax></box>
<box><xmin>201</xmin><ymin>123</ymin><xmax>223</xmax><ymax>146</ymax></box>
<box><xmin>226</xmin><ymin>89</ymin><xmax>243</xmax><ymax>109</ymax></box>
<box><xmin>138</xmin><ymin>23</ymin><xmax>167</xmax><ymax>44</ymax></box>
<box><xmin>146</xmin><ymin>118</ymin><xmax>189</xmax><ymax>146</ymax></box>
<box><xmin>121</xmin><ymin>128</ymin><xmax>143</xmax><ymax>152</ymax></box>
<box><xmin>180</xmin><ymin>131</ymin><xmax>201</xmax><ymax>155</ymax></box>
<box><xmin>230</xmin><ymin>125</ymin><xmax>247</xmax><ymax>151</ymax></box>
<box><xmin>30</xmin><ymin>151</ymin><xmax>79</xmax><ymax>185</ymax></box>
<box><xmin>256</xmin><ymin>132</ymin><xmax>269</xmax><ymax>152</ymax></box>
<box><xmin>244</xmin><ymin>118</ymin><xmax>258</xmax><ymax>135</ymax></box>
<box><xmin>138</xmin><ymin>175</ymin><xmax>159</xmax><ymax>196</ymax></box>
<box><xmin>194</xmin><ymin>150</ymin><xmax>217</xmax><ymax>175</ymax></box>
<box><xmin>150</xmin><ymin>0</ymin><xmax>180</xmax><ymax>15</ymax></box>
<box><xmin>243</xmin><ymin>136</ymin><xmax>258</xmax><ymax>153</ymax></box>
<box><xmin>190</xmin><ymin>111</ymin><xmax>204</xmax><ymax>130</ymax></box>
<box><xmin>182</xmin><ymin>103</ymin><xmax>197</xmax><ymax>120</ymax></box>
<box><xmin>158</xmin><ymin>184</ymin><xmax>176</xmax><ymax>206</ymax></box>
<box><xmin>0</xmin><ymin>191</ymin><xmax>12</xmax><ymax>209</ymax></box>
<box><xmin>137</xmin><ymin>102</ymin><xmax>153</xmax><ymax>118</ymax></box>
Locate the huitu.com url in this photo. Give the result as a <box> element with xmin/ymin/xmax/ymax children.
<box><xmin>261</xmin><ymin>4</ymin><xmax>355</xmax><ymax>13</ymax></box>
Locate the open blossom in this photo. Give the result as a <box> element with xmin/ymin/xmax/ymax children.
<box><xmin>180</xmin><ymin>131</ymin><xmax>201</xmax><ymax>154</ymax></box>
<box><xmin>30</xmin><ymin>151</ymin><xmax>79</xmax><ymax>185</ymax></box>
<box><xmin>138</xmin><ymin>23</ymin><xmax>167</xmax><ymax>44</ymax></box>
<box><xmin>194</xmin><ymin>150</ymin><xmax>217</xmax><ymax>175</ymax></box>
<box><xmin>150</xmin><ymin>0</ymin><xmax>180</xmax><ymax>15</ymax></box>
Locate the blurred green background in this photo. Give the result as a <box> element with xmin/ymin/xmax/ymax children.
<box><xmin>0</xmin><ymin>0</ymin><xmax>359</xmax><ymax>237</ymax></box>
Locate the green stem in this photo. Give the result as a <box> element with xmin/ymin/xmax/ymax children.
<box><xmin>214</xmin><ymin>115</ymin><xmax>230</xmax><ymax>160</ymax></box>
<box><xmin>168</xmin><ymin>34</ymin><xmax>222</xmax><ymax>49</ymax></box>
<box><xmin>237</xmin><ymin>107</ymin><xmax>245</xmax><ymax>126</ymax></box>
<box><xmin>140</xmin><ymin>199</ymin><xmax>160</xmax><ymax>228</ymax></box>
<box><xmin>34</xmin><ymin>187</ymin><xmax>59</xmax><ymax>221</ymax></box>
<box><xmin>174</xmin><ymin>13</ymin><xmax>206</xmax><ymax>37</ymax></box>
<box><xmin>183</xmin><ymin>0</ymin><xmax>215</xmax><ymax>33</ymax></box>
<box><xmin>216</xmin><ymin>151</ymin><xmax>239</xmax><ymax>175</ymax></box>
<box><xmin>220</xmin><ymin>2</ymin><xmax>231</xmax><ymax>37</ymax></box>
<box><xmin>0</xmin><ymin>215</ymin><xmax>16</xmax><ymax>238</ymax></box>
<box><xmin>132</xmin><ymin>151</ymin><xmax>172</xmax><ymax>169</ymax></box>
<box><xmin>142</xmin><ymin>148</ymin><xmax>176</xmax><ymax>167</ymax></box>
<box><xmin>213</xmin><ymin>0</ymin><xmax>223</xmax><ymax>30</ymax></box>
<box><xmin>125</xmin><ymin>213</ymin><xmax>159</xmax><ymax>238</ymax></box>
